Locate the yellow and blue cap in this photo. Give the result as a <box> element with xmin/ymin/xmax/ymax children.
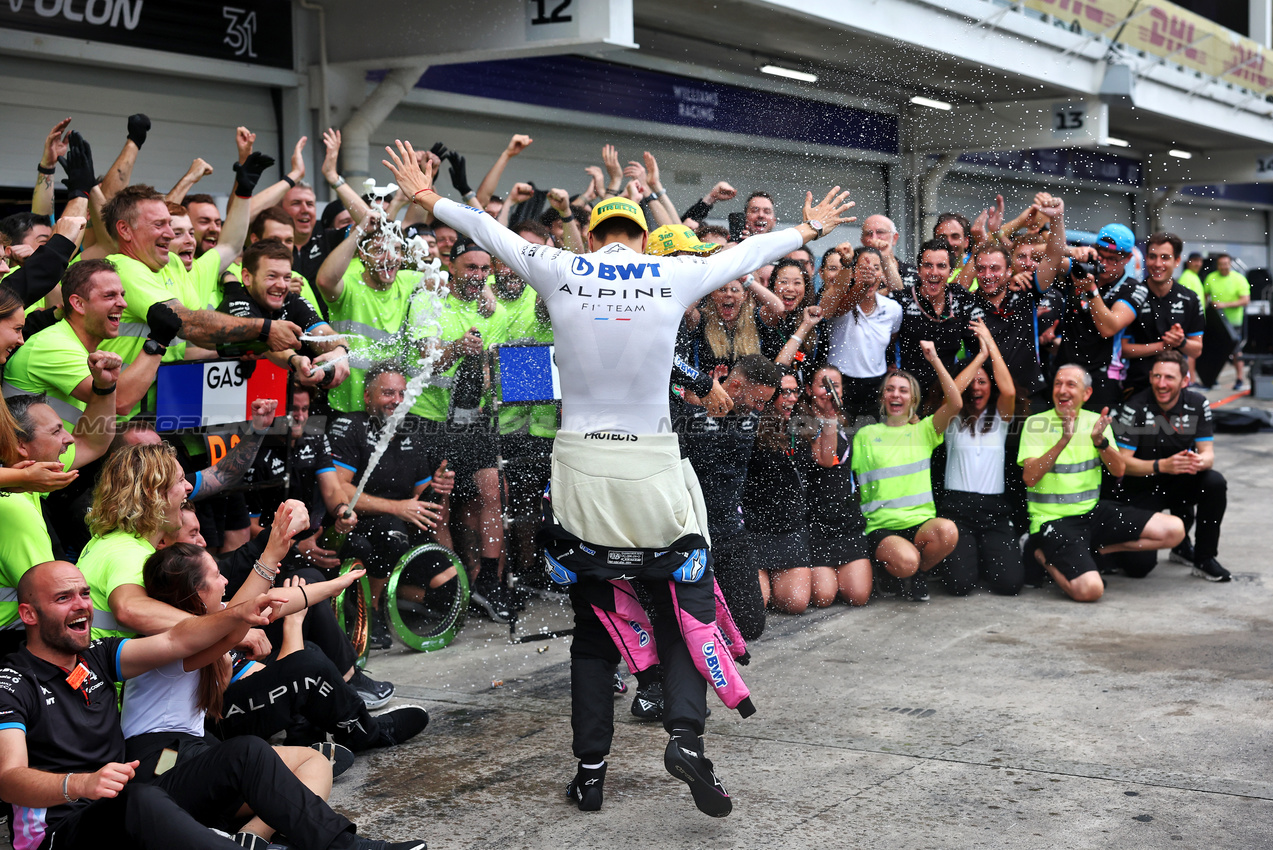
<box><xmin>646</xmin><ymin>224</ymin><xmax>720</xmax><ymax>257</ymax></box>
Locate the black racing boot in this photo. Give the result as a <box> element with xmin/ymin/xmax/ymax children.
<box><xmin>665</xmin><ymin>729</ymin><xmax>731</xmax><ymax>817</ymax></box>
<box><xmin>565</xmin><ymin>761</ymin><xmax>606</xmax><ymax>811</ymax></box>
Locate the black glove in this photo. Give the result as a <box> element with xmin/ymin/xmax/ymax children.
<box><xmin>429</xmin><ymin>141</ymin><xmax>449</xmax><ymax>161</ymax></box>
<box><xmin>446</xmin><ymin>151</ymin><xmax>471</xmax><ymax>196</ymax></box>
<box><xmin>146</xmin><ymin>302</ymin><xmax>183</xmax><ymax>347</ymax></box>
<box><xmin>57</xmin><ymin>131</ymin><xmax>96</xmax><ymax>201</ymax></box>
<box><xmin>232</xmin><ymin>151</ymin><xmax>275</xmax><ymax>197</ymax></box>
<box><xmin>127</xmin><ymin>114</ymin><xmax>150</xmax><ymax>148</ymax></box>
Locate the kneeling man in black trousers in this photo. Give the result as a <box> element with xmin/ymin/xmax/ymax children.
<box><xmin>1112</xmin><ymin>349</ymin><xmax>1230</xmax><ymax>582</ymax></box>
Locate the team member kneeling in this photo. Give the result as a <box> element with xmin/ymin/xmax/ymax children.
<box><xmin>1019</xmin><ymin>364</ymin><xmax>1184</xmax><ymax>602</ymax></box>
<box><xmin>1112</xmin><ymin>349</ymin><xmax>1230</xmax><ymax>582</ymax></box>
<box><xmin>851</xmin><ymin>341</ymin><xmax>961</xmax><ymax>602</ymax></box>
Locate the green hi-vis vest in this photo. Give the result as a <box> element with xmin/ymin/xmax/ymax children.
<box><xmin>851</xmin><ymin>416</ymin><xmax>942</xmax><ymax>535</ymax></box>
<box><xmin>78</xmin><ymin>530</ymin><xmax>155</xmax><ymax>641</ymax></box>
<box><xmin>1017</xmin><ymin>408</ymin><xmax>1114</xmax><ymax>534</ymax></box>
<box><xmin>324</xmin><ymin>259</ymin><xmax>422</xmax><ymax>413</ymax></box>
<box><xmin>0</xmin><ymin>491</ymin><xmax>56</xmax><ymax>632</ymax></box>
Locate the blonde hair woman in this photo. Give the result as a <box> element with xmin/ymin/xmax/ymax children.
<box><xmin>851</xmin><ymin>342</ymin><xmax>962</xmax><ymax>603</ymax></box>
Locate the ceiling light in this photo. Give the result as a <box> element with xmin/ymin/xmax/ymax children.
<box><xmin>1168</xmin><ymin>149</ymin><xmax>1193</xmax><ymax>159</ymax></box>
<box><xmin>760</xmin><ymin>64</ymin><xmax>817</xmax><ymax>83</ymax></box>
<box><xmin>1103</xmin><ymin>136</ymin><xmax>1130</xmax><ymax>147</ymax></box>
<box><xmin>910</xmin><ymin>95</ymin><xmax>952</xmax><ymax>111</ymax></box>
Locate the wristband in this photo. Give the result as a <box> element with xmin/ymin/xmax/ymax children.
<box><xmin>253</xmin><ymin>559</ymin><xmax>280</xmax><ymax>582</ymax></box>
<box><xmin>334</xmin><ymin>503</ymin><xmax>349</xmax><ymax>517</ymax></box>
<box><xmin>647</xmin><ymin>190</ymin><xmax>661</xmax><ymax>201</ymax></box>
<box><xmin>258</xmin><ymin>318</ymin><xmax>272</xmax><ymax>343</ymax></box>
<box><xmin>1153</xmin><ymin>459</ymin><xmax>1160</xmax><ymax>474</ymax></box>
<box><xmin>37</xmin><ymin>163</ymin><xmax>56</xmax><ymax>175</ymax></box>
<box><xmin>63</xmin><ymin>773</ymin><xmax>76</xmax><ymax>803</ymax></box>
<box><xmin>287</xmin><ymin>354</ymin><xmax>301</xmax><ymax>374</ymax></box>
<box><xmin>1094</xmin><ymin>437</ymin><xmax>1110</xmax><ymax>451</ymax></box>
<box><xmin>91</xmin><ymin>383</ymin><xmax>116</xmax><ymax>396</ymax></box>
<box><xmin>329</xmin><ymin>176</ymin><xmax>345</xmax><ymax>189</ymax></box>
<box><xmin>790</xmin><ymin>334</ymin><xmax>804</xmax><ymax>345</ymax></box>
<box><xmin>559</xmin><ymin>214</ymin><xmax>576</xmax><ymax>223</ymax></box>
<box><xmin>282</xmin><ymin>174</ymin><xmax>296</xmax><ymax>188</ymax></box>
<box><xmin>298</xmin><ymin>584</ymin><xmax>309</xmax><ymax>608</ymax></box>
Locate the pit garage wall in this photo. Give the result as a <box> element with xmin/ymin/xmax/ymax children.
<box><xmin>1160</xmin><ymin>202</ymin><xmax>1271</xmax><ymax>274</ymax></box>
<box><xmin>940</xmin><ymin>171</ymin><xmax>1270</xmax><ymax>274</ymax></box>
<box><xmin>370</xmin><ymin>55</ymin><xmax>900</xmax><ymax>256</ymax></box>
<box><xmin>378</xmin><ymin>103</ymin><xmax>890</xmax><ymax>257</ymax></box>
<box><xmin>0</xmin><ymin>55</ymin><xmax>280</xmax><ymax>200</ymax></box>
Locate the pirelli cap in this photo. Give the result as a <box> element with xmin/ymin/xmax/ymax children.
<box><xmin>588</xmin><ymin>197</ymin><xmax>648</xmax><ymax>233</ymax></box>
<box><xmin>646</xmin><ymin>224</ymin><xmax>720</xmax><ymax>257</ymax></box>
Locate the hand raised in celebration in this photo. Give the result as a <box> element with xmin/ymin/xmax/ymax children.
<box><xmin>546</xmin><ymin>187</ymin><xmax>571</xmax><ymax>213</ymax></box>
<box><xmin>505</xmin><ymin>134</ymin><xmax>533</xmax><ymax>157</ymax></box>
<box><xmin>87</xmin><ymin>350</ymin><xmax>123</xmax><ymax>388</ymax></box>
<box><xmin>801</xmin><ymin>187</ymin><xmax>857</xmax><ymax>236</ymax></box>
<box><xmin>382</xmin><ymin>139</ymin><xmax>433</xmax><ymax>201</ymax></box>
<box><xmin>507</xmin><ymin>182</ymin><xmax>535</xmax><ymax>204</ymax></box>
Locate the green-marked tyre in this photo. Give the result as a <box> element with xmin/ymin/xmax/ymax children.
<box><xmin>387</xmin><ymin>544</ymin><xmax>469</xmax><ymax>652</ymax></box>
<box><xmin>331</xmin><ymin>558</ymin><xmax>371</xmax><ymax>669</ymax></box>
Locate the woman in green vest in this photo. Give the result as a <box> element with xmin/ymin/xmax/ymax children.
<box><xmin>851</xmin><ymin>341</ymin><xmax>962</xmax><ymax>602</ymax></box>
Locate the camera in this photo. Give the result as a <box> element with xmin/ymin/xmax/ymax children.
<box><xmin>1069</xmin><ymin>259</ymin><xmax>1096</xmax><ymax>282</ymax></box>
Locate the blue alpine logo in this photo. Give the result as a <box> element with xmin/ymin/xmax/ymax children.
<box><xmin>702</xmin><ymin>641</ymin><xmax>727</xmax><ymax>688</ymax></box>
<box><xmin>629</xmin><ymin>621</ymin><xmax>650</xmax><ymax>648</ymax></box>
<box><xmin>571</xmin><ymin>257</ymin><xmax>594</xmax><ymax>276</ymax></box>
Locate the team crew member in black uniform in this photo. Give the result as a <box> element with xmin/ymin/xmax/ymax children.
<box><xmin>802</xmin><ymin>364</ymin><xmax>873</xmax><ymax>606</ymax></box>
<box><xmin>1119</xmin><ymin>232</ymin><xmax>1204</xmax><ymax>397</ymax></box>
<box><xmin>244</xmin><ymin>386</ymin><xmax>356</xmax><ymax>546</ymax></box>
<box><xmin>744</xmin><ymin>371</ymin><xmax>824</xmax><ymax>613</ymax></box>
<box><xmin>677</xmin><ymin>354</ymin><xmax>781</xmax><ymax>638</ymax></box>
<box><xmin>384</xmin><ymin>139</ymin><xmax>858</xmax><ymax>818</ymax></box>
<box><xmin>969</xmin><ymin>196</ymin><xmax>1067</xmax><ymax>411</ymax></box>
<box><xmin>1055</xmin><ymin>223</ymin><xmax>1147</xmax><ymax>410</ymax></box>
<box><xmin>219</xmin><ymin>239</ymin><xmax>351</xmax><ymax>390</ymax></box>
<box><xmin>892</xmin><ymin>238</ymin><xmax>984</xmax><ymax>408</ymax></box>
<box><xmin>0</xmin><ymin>561</ymin><xmax>427</xmax><ymax>850</ymax></box>
<box><xmin>329</xmin><ymin>361</ymin><xmax>455</xmax><ymax>650</ymax></box>
<box><xmin>1112</xmin><ymin>350</ymin><xmax>1230</xmax><ymax>582</ymax></box>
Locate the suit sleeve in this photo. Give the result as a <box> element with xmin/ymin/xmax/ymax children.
<box><xmin>431</xmin><ymin>198</ymin><xmax>566</xmax><ymax>299</ymax></box>
<box><xmin>5</xmin><ymin>234</ymin><xmax>77</xmax><ymax>307</ymax></box>
<box><xmin>682</xmin><ymin>229</ymin><xmax>804</xmax><ymax>303</ymax></box>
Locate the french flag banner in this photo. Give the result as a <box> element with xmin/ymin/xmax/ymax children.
<box><xmin>497</xmin><ymin>344</ymin><xmax>560</xmax><ymax>404</ymax></box>
<box><xmin>154</xmin><ymin>360</ymin><xmax>288</xmax><ymax>431</ymax></box>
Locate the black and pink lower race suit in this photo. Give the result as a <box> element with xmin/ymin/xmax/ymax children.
<box><xmin>542</xmin><ymin>504</ymin><xmax>755</xmax><ymax>764</ymax></box>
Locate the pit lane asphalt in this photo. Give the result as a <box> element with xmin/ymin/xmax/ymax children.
<box><xmin>336</xmin><ymin>380</ymin><xmax>1273</xmax><ymax>850</ymax></box>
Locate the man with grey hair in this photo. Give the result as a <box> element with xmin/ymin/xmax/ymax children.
<box><xmin>1018</xmin><ymin>363</ymin><xmax>1183</xmax><ymax>603</ymax></box>
<box><xmin>859</xmin><ymin>213</ymin><xmax>915</xmax><ymax>292</ymax></box>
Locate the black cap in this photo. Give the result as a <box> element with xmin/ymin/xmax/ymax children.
<box><xmin>319</xmin><ymin>198</ymin><xmax>346</xmax><ymax>230</ymax></box>
<box><xmin>1187</xmin><ymin>252</ymin><xmax>1202</xmax><ymax>261</ymax></box>
<box><xmin>449</xmin><ymin>237</ymin><xmax>485</xmax><ymax>261</ymax></box>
